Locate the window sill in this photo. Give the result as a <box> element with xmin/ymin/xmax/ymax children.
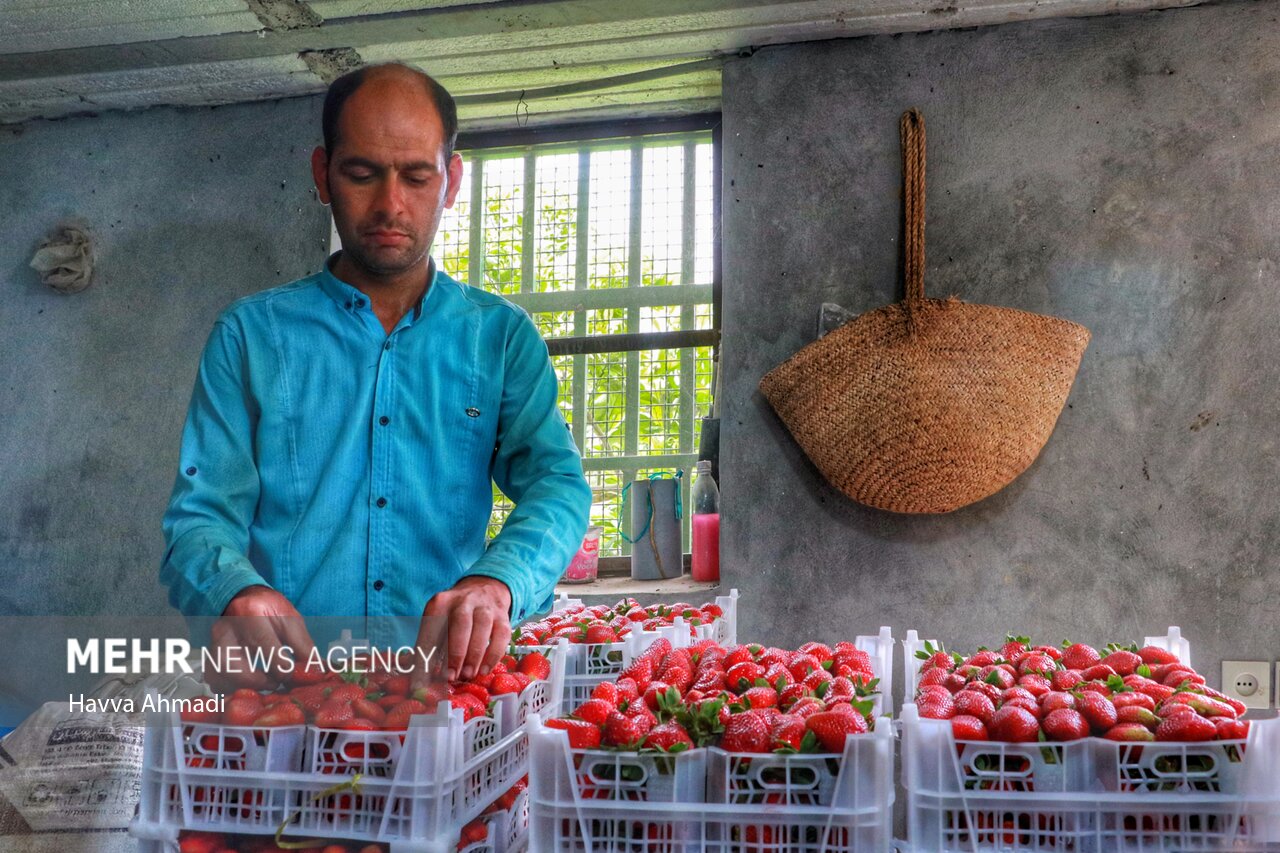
<box><xmin>555</xmin><ymin>574</ymin><xmax>721</xmax><ymax>598</ymax></box>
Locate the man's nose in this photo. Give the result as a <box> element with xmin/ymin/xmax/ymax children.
<box><xmin>373</xmin><ymin>175</ymin><xmax>406</xmax><ymax>216</ymax></box>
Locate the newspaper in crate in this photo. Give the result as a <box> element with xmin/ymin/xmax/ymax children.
<box><xmin>0</xmin><ymin>703</ymin><xmax>143</xmax><ymax>831</ymax></box>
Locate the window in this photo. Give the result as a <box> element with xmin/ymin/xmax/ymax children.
<box><xmin>440</xmin><ymin>118</ymin><xmax>721</xmax><ymax>563</ymax></box>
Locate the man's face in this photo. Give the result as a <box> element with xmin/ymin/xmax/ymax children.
<box><xmin>312</xmin><ymin>73</ymin><xmax>463</xmax><ymax>280</ymax></box>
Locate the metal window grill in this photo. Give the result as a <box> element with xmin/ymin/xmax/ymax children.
<box><xmin>437</xmin><ymin>126</ymin><xmax>719</xmax><ymax>559</ymax></box>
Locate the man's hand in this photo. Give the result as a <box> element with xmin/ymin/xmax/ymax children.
<box><xmin>208</xmin><ymin>586</ymin><xmax>317</xmax><ymax>692</ymax></box>
<box><xmin>418</xmin><ymin>576</ymin><xmax>512</xmax><ymax>682</ymax></box>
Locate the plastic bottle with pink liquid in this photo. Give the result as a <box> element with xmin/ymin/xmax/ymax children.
<box><xmin>690</xmin><ymin>460</ymin><xmax>720</xmax><ymax>582</ymax></box>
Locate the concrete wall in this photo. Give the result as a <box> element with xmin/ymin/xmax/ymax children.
<box><xmin>0</xmin><ymin>97</ymin><xmax>328</xmax><ymax>720</ymax></box>
<box><xmin>721</xmin><ymin>1</ymin><xmax>1280</xmax><ymax>707</ymax></box>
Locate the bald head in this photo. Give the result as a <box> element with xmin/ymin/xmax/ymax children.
<box><xmin>322</xmin><ymin>63</ymin><xmax>458</xmax><ymax>160</ymax></box>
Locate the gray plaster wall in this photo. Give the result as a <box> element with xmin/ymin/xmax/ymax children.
<box><xmin>721</xmin><ymin>0</ymin><xmax>1280</xmax><ymax>707</ymax></box>
<box><xmin>0</xmin><ymin>97</ymin><xmax>329</xmax><ymax>721</ymax></box>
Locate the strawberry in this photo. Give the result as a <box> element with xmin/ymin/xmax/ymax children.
<box><xmin>453</xmin><ymin>682</ymin><xmax>490</xmax><ymax>705</ymax></box>
<box><xmin>224</xmin><ymin>695</ymin><xmax>264</xmax><ymax>727</ymax></box>
<box><xmin>449</xmin><ymin>693</ymin><xmax>488</xmax><ymax>721</ymax></box>
<box><xmin>723</xmin><ymin>644</ymin><xmax>760</xmax><ymax>669</ymax></box>
<box><xmin>1115</xmin><ymin>706</ymin><xmax>1160</xmax><ymax>729</ymax></box>
<box><xmin>545</xmin><ymin>717</ymin><xmax>602</xmax><ymax>749</ymax></box>
<box><xmin>741</xmin><ymin>686</ymin><xmax>778</xmax><ymax>710</ymax></box>
<box><xmin>1081</xmin><ymin>664</ymin><xmax>1117</xmax><ymax>682</ymax></box>
<box><xmin>726</xmin><ymin>662</ymin><xmax>766</xmax><ymax>691</ymax></box>
<box><xmin>252</xmin><ymin>703</ymin><xmax>305</xmax><ymax>727</ymax></box>
<box><xmin>950</xmin><ymin>715</ymin><xmax>988</xmax><ymax>741</ymax></box>
<box><xmin>1018</xmin><ymin>653</ymin><xmax>1056</xmax><ymax>677</ymax></box>
<box><xmin>584</xmin><ymin>624</ymin><xmax>619</xmax><ymax>644</ymax></box>
<box><xmin>989</xmin><ymin>706</ymin><xmax>1040</xmax><ymax>742</ymax></box>
<box><xmin>1215</xmin><ymin>718</ymin><xmax>1250</xmax><ymax>740</ymax></box>
<box><xmin>1100</xmin><ymin>650</ymin><xmax>1142</xmax><ymax>676</ymax></box>
<box><xmin>770</xmin><ymin>714</ymin><xmax>808</xmax><ymax>751</ymax></box>
<box><xmin>953</xmin><ymin>690</ymin><xmax>995</xmax><ymax>724</ymax></box>
<box><xmin>489</xmin><ymin>673</ymin><xmax>522</xmax><ymax>695</ymax></box>
<box><xmin>572</xmin><ymin>699</ymin><xmax>614</xmax><ymax>727</ymax></box>
<box><xmin>805</xmin><ymin>709</ymin><xmax>866</xmax><ymax>753</ymax></box>
<box><xmin>1156</xmin><ymin>713</ymin><xmax>1216</xmax><ymax>742</ymax></box>
<box><xmin>1137</xmin><ymin>645</ymin><xmax>1179</xmax><ymax>665</ymax></box>
<box><xmin>1042</xmin><ymin>709</ymin><xmax>1089</xmax><ymax>741</ymax></box>
<box><xmin>787</xmin><ymin>654</ymin><xmax>823</xmax><ymax>682</ymax></box>
<box><xmin>314</xmin><ymin>699</ymin><xmax>355</xmax><ymax>729</ymax></box>
<box><xmin>918</xmin><ymin>694</ymin><xmax>956</xmax><ymax>720</ymax></box>
<box><xmin>1075</xmin><ymin>692</ymin><xmax>1118</xmax><ymax>734</ymax></box>
<box><xmin>643</xmin><ymin>721</ymin><xmax>693</xmax><ymax>752</ymax></box>
<box><xmin>720</xmin><ymin>711</ymin><xmax>772</xmax><ymax>753</ymax></box>
<box><xmin>788</xmin><ymin>697</ymin><xmax>824</xmax><ymax>718</ymax></box>
<box><xmin>383</xmin><ymin>699</ymin><xmax>429</xmax><ymax>730</ymax></box>
<box><xmin>1001</xmin><ymin>696</ymin><xmax>1040</xmax><ymax>718</ymax></box>
<box><xmin>1039</xmin><ymin>691</ymin><xmax>1076</xmax><ymax>714</ymax></box>
<box><xmin>327</xmin><ymin>683</ymin><xmax>367</xmax><ymax>704</ymax></box>
<box><xmin>178</xmin><ymin>832</ymin><xmax>228</xmax><ymax>853</ymax></box>
<box><xmin>1051</xmin><ymin>670</ymin><xmax>1084</xmax><ymax>691</ymax></box>
<box><xmin>345</xmin><ymin>717</ymin><xmax>380</xmax><ymax>731</ymax></box>
<box><xmin>515</xmin><ymin>651</ymin><xmax>551</xmax><ymax>680</ymax></box>
<box><xmin>1113</xmin><ymin>691</ymin><xmax>1156</xmax><ymax>711</ymax></box>
<box><xmin>602</xmin><ymin>711</ymin><xmax>648</xmax><ymax>746</ymax></box>
<box><xmin>590</xmin><ymin>681</ymin><xmax>621</xmax><ymax>706</ymax></box>
<box><xmin>614</xmin><ymin>678</ymin><xmax>640</xmax><ymax>704</ymax></box>
<box><xmin>1017</xmin><ymin>674</ymin><xmax>1052</xmax><ymax>697</ymax></box>
<box><xmin>458</xmin><ymin>817</ymin><xmax>488</xmax><ymax>847</ymax></box>
<box><xmin>1104</xmin><ymin>723</ymin><xmax>1156</xmax><ymax>742</ymax></box>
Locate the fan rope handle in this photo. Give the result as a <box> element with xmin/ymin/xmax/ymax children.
<box><xmin>901</xmin><ymin>108</ymin><xmax>927</xmax><ymax>309</ymax></box>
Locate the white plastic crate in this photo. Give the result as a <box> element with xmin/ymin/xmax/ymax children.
<box><xmin>524</xmin><ymin>590</ymin><xmax>740</xmax><ymax>708</ymax></box>
<box><xmin>458</xmin><ymin>787</ymin><xmax>529</xmax><ymax>853</ymax></box>
<box><xmin>902</xmin><ymin>626</ymin><xmax>1190</xmax><ymax>698</ymax></box>
<box><xmin>527</xmin><ymin>712</ymin><xmax>895</xmax><ymax>852</ymax></box>
<box><xmin>131</xmin><ymin>651</ymin><xmax>563</xmax><ymax>853</ymax></box>
<box><xmin>900</xmin><ymin>703</ymin><xmax>1280</xmax><ymax>853</ymax></box>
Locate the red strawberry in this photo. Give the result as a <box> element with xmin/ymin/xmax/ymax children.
<box><xmin>545</xmin><ymin>717</ymin><xmax>602</xmax><ymax>749</ymax></box>
<box><xmin>516</xmin><ymin>651</ymin><xmax>551</xmax><ymax>680</ymax></box>
<box><xmin>1100</xmin><ymin>650</ymin><xmax>1142</xmax><ymax>676</ymax></box>
<box><xmin>252</xmin><ymin>703</ymin><xmax>305</xmax><ymax>727</ymax></box>
<box><xmin>1137</xmin><ymin>645</ymin><xmax>1179</xmax><ymax>665</ymax></box>
<box><xmin>741</xmin><ymin>686</ymin><xmax>778</xmax><ymax>710</ymax></box>
<box><xmin>590</xmin><ymin>681</ymin><xmax>621</xmax><ymax>706</ymax></box>
<box><xmin>454</xmin><ymin>682</ymin><xmax>491</xmax><ymax>705</ymax></box>
<box><xmin>788</xmin><ymin>697</ymin><xmax>824</xmax><ymax>718</ymax></box>
<box><xmin>1061</xmin><ymin>643</ymin><xmax>1100</xmax><ymax>671</ymax></box>
<box><xmin>989</xmin><ymin>706</ymin><xmax>1040</xmax><ymax>742</ymax></box>
<box><xmin>1075</xmin><ymin>693</ymin><xmax>1118</xmax><ymax>734</ymax></box>
<box><xmin>950</xmin><ymin>715</ymin><xmax>988</xmax><ymax>741</ymax></box>
<box><xmin>953</xmin><ymin>691</ymin><xmax>995</xmax><ymax>725</ymax></box>
<box><xmin>314</xmin><ymin>699</ymin><xmax>355</xmax><ymax>729</ymax></box>
<box><xmin>770</xmin><ymin>714</ymin><xmax>807</xmax><ymax>751</ymax></box>
<box><xmin>797</xmin><ymin>641</ymin><xmax>832</xmax><ymax>662</ymax></box>
<box><xmin>918</xmin><ymin>694</ymin><xmax>956</xmax><ymax>720</ymax></box>
<box><xmin>1018</xmin><ymin>653</ymin><xmax>1056</xmax><ymax>677</ymax></box>
<box><xmin>643</xmin><ymin>721</ymin><xmax>693</xmax><ymax>752</ymax></box>
<box><xmin>720</xmin><ymin>711</ymin><xmax>772</xmax><ymax>753</ymax></box>
<box><xmin>1156</xmin><ymin>713</ymin><xmax>1216</xmax><ymax>742</ymax></box>
<box><xmin>787</xmin><ymin>654</ymin><xmax>823</xmax><ymax>682</ymax></box>
<box><xmin>572</xmin><ymin>699</ymin><xmax>614</xmax><ymax>727</ymax></box>
<box><xmin>1104</xmin><ymin>723</ymin><xmax>1156</xmax><ymax>742</ymax></box>
<box><xmin>805</xmin><ymin>709</ymin><xmax>867</xmax><ymax>752</ymax></box>
<box><xmin>1113</xmin><ymin>691</ymin><xmax>1156</xmax><ymax>711</ymax></box>
<box><xmin>450</xmin><ymin>693</ymin><xmax>488</xmax><ymax>721</ymax></box>
<box><xmin>614</xmin><ymin>678</ymin><xmax>640</xmax><ymax>704</ymax></box>
<box><xmin>602</xmin><ymin>711</ymin><xmax>647</xmax><ymax>747</ymax></box>
<box><xmin>383</xmin><ymin>699</ymin><xmax>429</xmax><ymax>730</ymax></box>
<box><xmin>1215</xmin><ymin>718</ymin><xmax>1250</xmax><ymax>740</ymax></box>
<box><xmin>1042</xmin><ymin>709</ymin><xmax>1089</xmax><ymax>741</ymax></box>
<box><xmin>726</xmin><ymin>662</ymin><xmax>766</xmax><ymax>691</ymax></box>
<box><xmin>178</xmin><ymin>832</ymin><xmax>228</xmax><ymax>853</ymax></box>
<box><xmin>458</xmin><ymin>817</ymin><xmax>488</xmax><ymax>846</ymax></box>
<box><xmin>489</xmin><ymin>673</ymin><xmax>522</xmax><ymax>695</ymax></box>
<box><xmin>1116</xmin><ymin>706</ymin><xmax>1160</xmax><ymax>729</ymax></box>
<box><xmin>585</xmin><ymin>624</ymin><xmax>619</xmax><ymax>644</ymax></box>
<box><xmin>327</xmin><ymin>684</ymin><xmax>367</xmax><ymax>704</ymax></box>
<box><xmin>1039</xmin><ymin>691</ymin><xmax>1076</xmax><ymax>714</ymax></box>
<box><xmin>1002</xmin><ymin>696</ymin><xmax>1040</xmax><ymax>718</ymax></box>
<box><xmin>1051</xmin><ymin>670</ymin><xmax>1084</xmax><ymax>691</ymax></box>
<box><xmin>224</xmin><ymin>695</ymin><xmax>264</xmax><ymax>727</ymax></box>
<box><xmin>1081</xmin><ymin>664</ymin><xmax>1117</xmax><ymax>682</ymax></box>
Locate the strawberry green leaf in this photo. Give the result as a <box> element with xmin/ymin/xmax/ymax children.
<box><xmin>1136</xmin><ymin>664</ymin><xmax>1152</xmax><ymax>678</ymax></box>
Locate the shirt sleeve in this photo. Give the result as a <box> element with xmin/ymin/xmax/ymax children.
<box><xmin>463</xmin><ymin>312</ymin><xmax>592</xmax><ymax>623</ymax></box>
<box><xmin>160</xmin><ymin>318</ymin><xmax>271</xmax><ymax>618</ymax></box>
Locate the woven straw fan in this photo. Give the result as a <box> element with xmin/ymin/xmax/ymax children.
<box><xmin>759</xmin><ymin>109</ymin><xmax>1090</xmax><ymax>514</ymax></box>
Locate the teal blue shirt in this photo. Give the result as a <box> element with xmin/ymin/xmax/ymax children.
<box><xmin>160</xmin><ymin>256</ymin><xmax>591</xmax><ymax>647</ymax></box>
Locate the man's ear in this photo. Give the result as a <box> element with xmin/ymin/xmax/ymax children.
<box><xmin>311</xmin><ymin>146</ymin><xmax>331</xmax><ymax>205</ymax></box>
<box><xmin>443</xmin><ymin>152</ymin><xmax>464</xmax><ymax>209</ymax></box>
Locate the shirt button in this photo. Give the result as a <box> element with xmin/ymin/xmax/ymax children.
<box><xmin>373</xmin><ymin>580</ymin><xmax>385</xmax><ymax>591</ymax></box>
<box><xmin>185</xmin><ymin>466</ymin><xmax>197</xmax><ymax>476</ymax></box>
<box><xmin>376</xmin><ymin>497</ymin><xmax>387</xmax><ymax>508</ymax></box>
<box><xmin>344</xmin><ymin>301</ymin><xmax>352</xmax><ymax>309</ymax></box>
<box><xmin>355</xmin><ymin>298</ymin><xmax>365</xmax><ymax>308</ymax></box>
<box><xmin>379</xmin><ymin>416</ymin><xmax>390</xmax><ymax>426</ymax></box>
<box><xmin>383</xmin><ymin>340</ymin><xmax>393</xmax><ymax>351</ymax></box>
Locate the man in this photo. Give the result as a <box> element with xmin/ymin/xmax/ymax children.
<box><xmin>160</xmin><ymin>63</ymin><xmax>592</xmax><ymax>689</ymax></box>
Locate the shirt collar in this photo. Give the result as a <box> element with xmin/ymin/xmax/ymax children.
<box><xmin>318</xmin><ymin>252</ymin><xmax>438</xmax><ymax>322</ymax></box>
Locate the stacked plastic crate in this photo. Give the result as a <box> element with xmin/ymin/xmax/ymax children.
<box><xmin>522</xmin><ymin>589</ymin><xmax>740</xmax><ymax>709</ymax></box>
<box><xmin>129</xmin><ymin>646</ymin><xmax>564</xmax><ymax>853</ymax></box>
<box><xmin>526</xmin><ymin>626</ymin><xmax>896</xmax><ymax>853</ymax></box>
<box><xmin>900</xmin><ymin>627</ymin><xmax>1280</xmax><ymax>852</ymax></box>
